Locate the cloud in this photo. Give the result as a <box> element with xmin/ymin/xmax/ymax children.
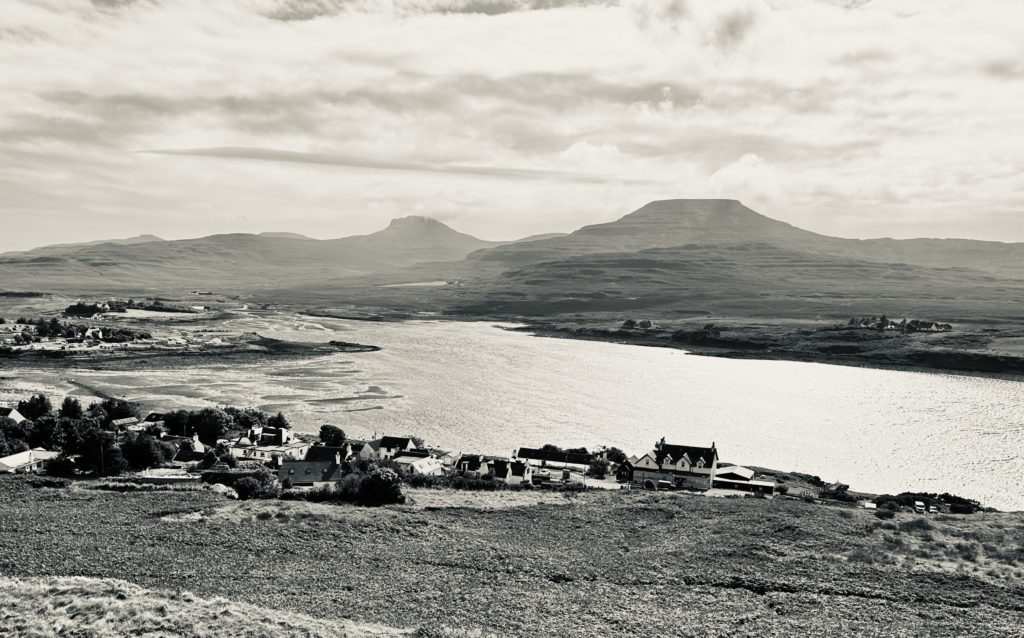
<box><xmin>1</xmin><ymin>0</ymin><xmax>1023</xmax><ymax>250</ymax></box>
<box><xmin>139</xmin><ymin>146</ymin><xmax>661</xmax><ymax>184</ymax></box>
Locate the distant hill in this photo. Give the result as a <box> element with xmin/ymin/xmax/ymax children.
<box><xmin>258</xmin><ymin>231</ymin><xmax>314</xmax><ymax>240</ymax></box>
<box><xmin>4</xmin><ymin>234</ymin><xmax>166</xmax><ymax>258</ymax></box>
<box><xmin>0</xmin><ymin>216</ymin><xmax>499</xmax><ymax>292</ymax></box>
<box><xmin>1</xmin><ymin>200</ymin><xmax>1022</xmax><ymax>314</ymax></box>
<box><xmin>454</xmin><ymin>241</ymin><xmax>1024</xmax><ymax>318</ymax></box>
<box><xmin>469</xmin><ymin>199</ymin><xmax>1024</xmax><ymax>278</ymax></box>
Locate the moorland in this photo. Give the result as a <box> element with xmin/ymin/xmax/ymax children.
<box><xmin>0</xmin><ymin>477</ymin><xmax>1022</xmax><ymax>637</ymax></box>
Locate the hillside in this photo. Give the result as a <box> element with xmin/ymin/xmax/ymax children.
<box><xmin>469</xmin><ymin>199</ymin><xmax>1024</xmax><ymax>279</ymax></box>
<box><xmin>449</xmin><ymin>241</ymin><xmax>1024</xmax><ymax>319</ymax></box>
<box><xmin>1</xmin><ymin>479</ymin><xmax>1022</xmax><ymax>637</ymax></box>
<box><xmin>0</xmin><ymin>576</ymin><xmax>412</xmax><ymax>638</ymax></box>
<box><xmin>0</xmin><ymin>217</ymin><xmax>498</xmax><ymax>293</ymax></box>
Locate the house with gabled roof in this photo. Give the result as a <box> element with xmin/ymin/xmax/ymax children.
<box><xmin>0</xmin><ymin>447</ymin><xmax>59</xmax><ymax>473</ymax></box>
<box><xmin>377</xmin><ymin>436</ymin><xmax>415</xmax><ymax>460</ymax></box>
<box><xmin>0</xmin><ymin>406</ymin><xmax>26</xmax><ymax>424</ymax></box>
<box><xmin>278</xmin><ymin>451</ymin><xmax>345</xmax><ymax>489</ymax></box>
<box><xmin>631</xmin><ymin>438</ymin><xmax>719</xmax><ymax>490</ymax></box>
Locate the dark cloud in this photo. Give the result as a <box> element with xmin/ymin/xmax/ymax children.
<box><xmin>138</xmin><ymin>146</ymin><xmax>662</xmax><ymax>184</ymax></box>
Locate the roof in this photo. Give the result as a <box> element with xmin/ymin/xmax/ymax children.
<box><xmin>379</xmin><ymin>436</ymin><xmax>413</xmax><ymax>450</ymax></box>
<box><xmin>279</xmin><ymin>460</ymin><xmax>344</xmax><ymax>484</ymax></box>
<box><xmin>0</xmin><ymin>407</ymin><xmax>19</xmax><ymax>418</ymax></box>
<box><xmin>391</xmin><ymin>454</ymin><xmax>425</xmax><ymax>466</ymax></box>
<box><xmin>517</xmin><ymin>447</ymin><xmax>593</xmax><ymax>465</ymax></box>
<box><xmin>656</xmin><ymin>442</ymin><xmax>717</xmax><ymax>467</ymax></box>
<box><xmin>0</xmin><ymin>448</ymin><xmax>59</xmax><ymax>471</ymax></box>
<box><xmin>111</xmin><ymin>417</ymin><xmax>140</xmax><ymax>427</ymax></box>
<box><xmin>716</xmin><ymin>465</ymin><xmax>755</xmax><ymax>481</ymax></box>
<box><xmin>306</xmin><ymin>446</ymin><xmax>347</xmax><ymax>462</ymax></box>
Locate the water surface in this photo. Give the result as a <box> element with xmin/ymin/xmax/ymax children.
<box><xmin>3</xmin><ymin>312</ymin><xmax>1022</xmax><ymax>510</ymax></box>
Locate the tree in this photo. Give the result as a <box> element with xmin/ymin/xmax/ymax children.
<box><xmin>224</xmin><ymin>406</ymin><xmax>267</xmax><ymax>430</ymax></box>
<box><xmin>319</xmin><ymin>424</ymin><xmax>346</xmax><ymax>447</ymax></box>
<box><xmin>604</xmin><ymin>447</ymin><xmax>628</xmax><ymax>465</ymax></box>
<box><xmin>588</xmin><ymin>458</ymin><xmax>610</xmax><ymax>479</ymax></box>
<box><xmin>45</xmin><ymin>454</ymin><xmax>76</xmax><ymax>477</ymax></box>
<box><xmin>267</xmin><ymin>412</ymin><xmax>290</xmax><ymax>429</ymax></box>
<box><xmin>122</xmin><ymin>434</ymin><xmax>168</xmax><ymax>470</ymax></box>
<box><xmin>0</xmin><ymin>415</ymin><xmax>31</xmax><ymax>443</ymax></box>
<box><xmin>199</xmin><ymin>449</ymin><xmax>219</xmax><ymax>469</ymax></box>
<box><xmin>163</xmin><ymin>410</ymin><xmax>191</xmax><ymax>437</ymax></box>
<box><xmin>97</xmin><ymin>398</ymin><xmax>140</xmax><ymax>424</ymax></box>
<box><xmin>58</xmin><ymin>397</ymin><xmax>83</xmax><ymax>420</ymax></box>
<box><xmin>76</xmin><ymin>429</ymin><xmax>127</xmax><ymax>476</ymax></box>
<box><xmin>0</xmin><ymin>430</ymin><xmax>29</xmax><ymax>457</ymax></box>
<box><xmin>17</xmin><ymin>394</ymin><xmax>53</xmax><ymax>420</ymax></box>
<box><xmin>189</xmin><ymin>408</ymin><xmax>231</xmax><ymax>446</ymax></box>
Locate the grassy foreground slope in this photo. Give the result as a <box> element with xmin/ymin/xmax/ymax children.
<box><xmin>0</xmin><ymin>576</ymin><xmax>409</xmax><ymax>638</ymax></box>
<box><xmin>1</xmin><ymin>479</ymin><xmax>1022</xmax><ymax>637</ymax></box>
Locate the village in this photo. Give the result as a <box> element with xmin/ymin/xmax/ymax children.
<box><xmin>0</xmin><ymin>391</ymin><xmax>979</xmax><ymax>517</ymax></box>
<box><xmin>0</xmin><ymin>307</ymin><xmax>252</xmax><ymax>356</ymax></box>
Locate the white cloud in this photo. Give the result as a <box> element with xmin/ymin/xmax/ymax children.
<box><xmin>0</xmin><ymin>0</ymin><xmax>1022</xmax><ymax>249</ymax></box>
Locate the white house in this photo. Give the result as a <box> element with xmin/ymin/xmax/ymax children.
<box><xmin>376</xmin><ymin>436</ymin><xmax>415</xmax><ymax>460</ymax></box>
<box><xmin>631</xmin><ymin>438</ymin><xmax>719</xmax><ymax>490</ymax></box>
<box><xmin>0</xmin><ymin>448</ymin><xmax>59</xmax><ymax>473</ymax></box>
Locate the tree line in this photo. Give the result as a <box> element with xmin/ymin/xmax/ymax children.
<box><xmin>0</xmin><ymin>394</ymin><xmax>291</xmax><ymax>478</ymax></box>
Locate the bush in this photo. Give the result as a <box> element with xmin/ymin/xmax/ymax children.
<box><xmin>234</xmin><ymin>477</ymin><xmax>262</xmax><ymax>500</ymax></box>
<box><xmin>45</xmin><ymin>455</ymin><xmax>77</xmax><ymax>477</ymax></box>
<box><xmin>358</xmin><ymin>467</ymin><xmax>405</xmax><ymax>506</ymax></box>
<box><xmin>27</xmin><ymin>476</ymin><xmax>70</xmax><ymax>489</ymax></box>
<box><xmin>201</xmin><ymin>468</ymin><xmax>279</xmax><ymax>499</ymax></box>
<box><xmin>874</xmin><ymin>509</ymin><xmax>896</xmax><ymax>520</ymax></box>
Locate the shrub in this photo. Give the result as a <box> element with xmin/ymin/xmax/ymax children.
<box><xmin>27</xmin><ymin>476</ymin><xmax>70</xmax><ymax>489</ymax></box>
<box><xmin>899</xmin><ymin>518</ymin><xmax>934</xmax><ymax>533</ymax></box>
<box><xmin>358</xmin><ymin>467</ymin><xmax>405</xmax><ymax>506</ymax></box>
<box><xmin>45</xmin><ymin>455</ymin><xmax>77</xmax><ymax>477</ymax></box>
<box><xmin>874</xmin><ymin>509</ymin><xmax>896</xmax><ymax>520</ymax></box>
<box><xmin>234</xmin><ymin>477</ymin><xmax>262</xmax><ymax>500</ymax></box>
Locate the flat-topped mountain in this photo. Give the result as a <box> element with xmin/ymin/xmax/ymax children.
<box><xmin>470</xmin><ymin>199</ymin><xmax>1024</xmax><ymax>278</ymax></box>
<box><xmin>469</xmin><ymin>200</ymin><xmax>826</xmax><ymax>266</ymax></box>
<box><xmin>1</xmin><ymin>200</ymin><xmax>1022</xmax><ymax>301</ymax></box>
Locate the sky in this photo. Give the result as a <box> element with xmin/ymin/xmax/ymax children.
<box><xmin>1</xmin><ymin>0</ymin><xmax>1023</xmax><ymax>250</ymax></box>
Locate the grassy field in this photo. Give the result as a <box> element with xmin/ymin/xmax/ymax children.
<box><xmin>0</xmin><ymin>576</ymin><xmax>413</xmax><ymax>638</ymax></box>
<box><xmin>1</xmin><ymin>477</ymin><xmax>1022</xmax><ymax>637</ymax></box>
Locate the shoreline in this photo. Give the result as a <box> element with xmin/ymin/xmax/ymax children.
<box><xmin>510</xmin><ymin>322</ymin><xmax>1024</xmax><ymax>382</ymax></box>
